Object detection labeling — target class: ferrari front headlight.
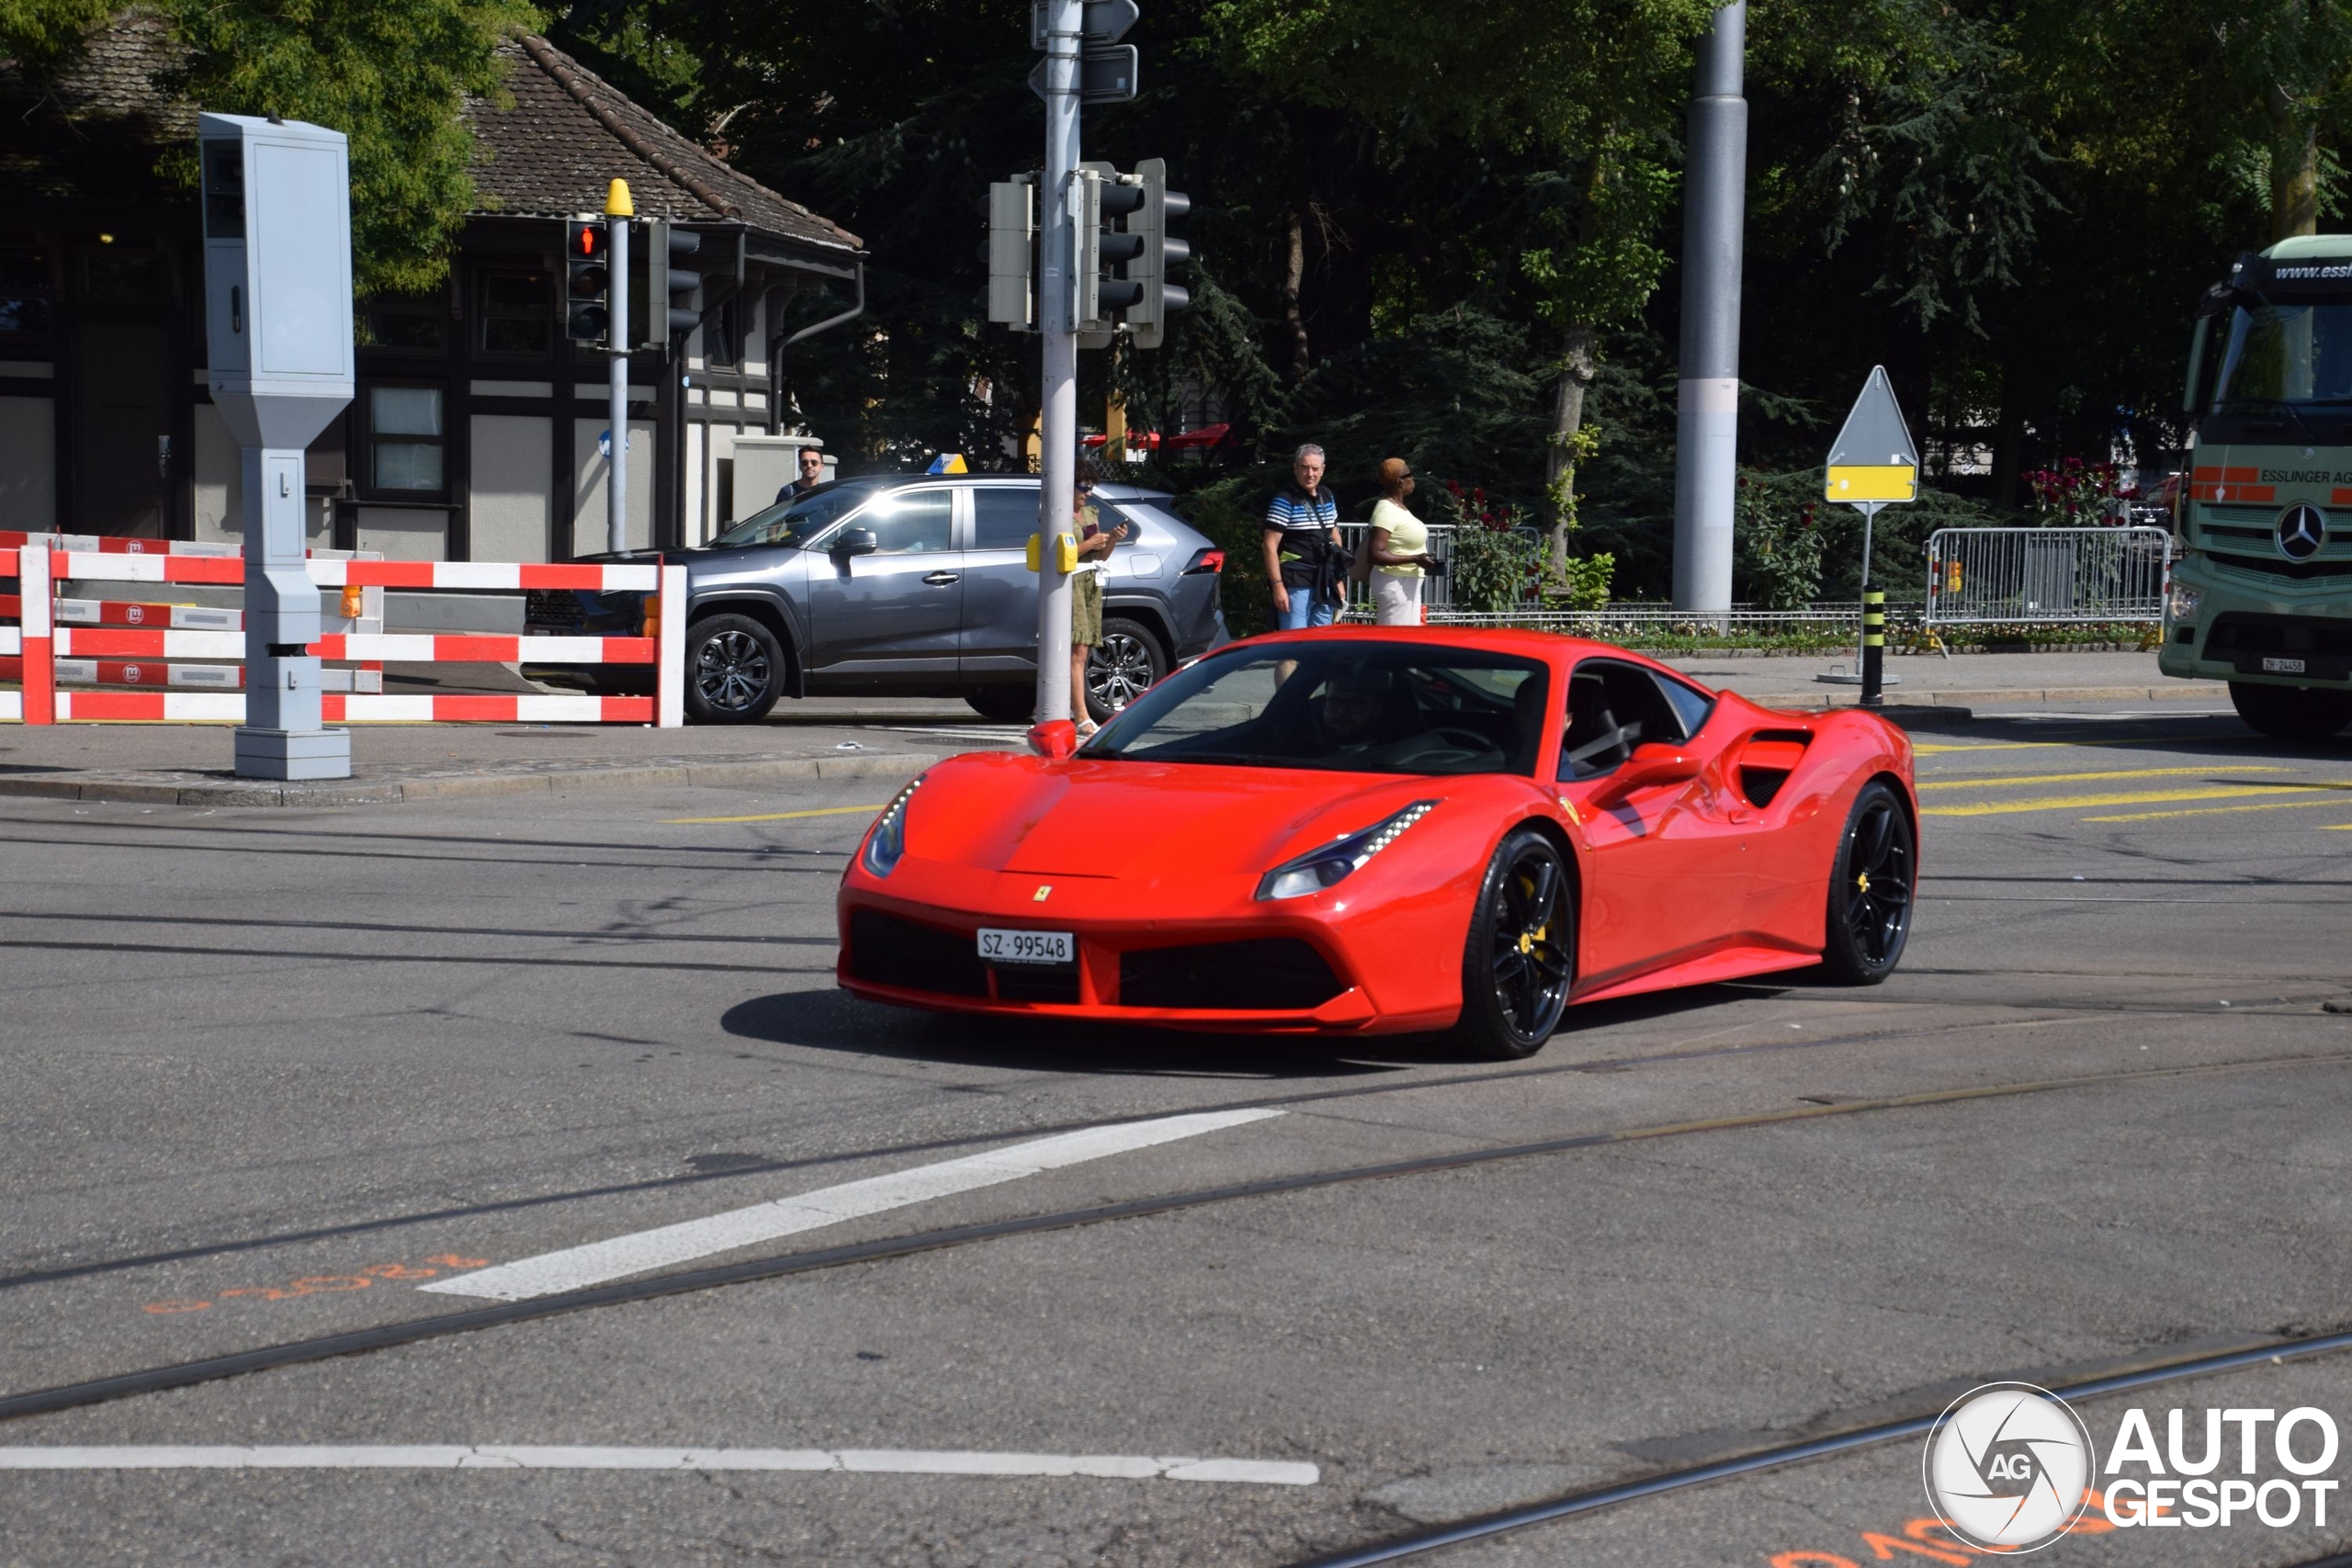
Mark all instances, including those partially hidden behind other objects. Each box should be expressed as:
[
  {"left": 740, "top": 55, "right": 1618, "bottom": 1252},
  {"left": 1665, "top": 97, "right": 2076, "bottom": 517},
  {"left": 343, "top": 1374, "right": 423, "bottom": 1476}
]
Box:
[
  {"left": 860, "top": 777, "right": 923, "bottom": 877},
  {"left": 1256, "top": 800, "right": 1439, "bottom": 901}
]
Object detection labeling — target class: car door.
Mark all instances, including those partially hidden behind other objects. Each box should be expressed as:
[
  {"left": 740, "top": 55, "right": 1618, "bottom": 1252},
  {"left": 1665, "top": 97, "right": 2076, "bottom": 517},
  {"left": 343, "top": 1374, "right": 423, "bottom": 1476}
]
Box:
[
  {"left": 802, "top": 485, "right": 963, "bottom": 680},
  {"left": 957, "top": 481, "right": 1044, "bottom": 676},
  {"left": 1557, "top": 658, "right": 1747, "bottom": 985}
]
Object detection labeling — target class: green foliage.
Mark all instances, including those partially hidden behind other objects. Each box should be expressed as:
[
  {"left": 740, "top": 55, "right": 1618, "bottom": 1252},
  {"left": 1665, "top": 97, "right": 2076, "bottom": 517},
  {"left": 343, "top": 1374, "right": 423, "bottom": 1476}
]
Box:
[
  {"left": 1545, "top": 551, "right": 1616, "bottom": 609},
  {"left": 9, "top": 0, "right": 533, "bottom": 297},
  {"left": 1733, "top": 468, "right": 1829, "bottom": 608},
  {"left": 1439, "top": 486, "right": 1541, "bottom": 614}
]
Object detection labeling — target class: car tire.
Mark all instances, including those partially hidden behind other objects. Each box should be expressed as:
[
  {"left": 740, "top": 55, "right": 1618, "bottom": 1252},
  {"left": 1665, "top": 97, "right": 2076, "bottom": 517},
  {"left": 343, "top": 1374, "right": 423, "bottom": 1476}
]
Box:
[
  {"left": 1820, "top": 780, "right": 1915, "bottom": 986},
  {"left": 966, "top": 686, "right": 1035, "bottom": 723},
  {"left": 1087, "top": 616, "right": 1166, "bottom": 722},
  {"left": 1447, "top": 826, "right": 1575, "bottom": 1060},
  {"left": 2229, "top": 681, "right": 2352, "bottom": 742},
  {"left": 684, "top": 614, "right": 784, "bottom": 724}
]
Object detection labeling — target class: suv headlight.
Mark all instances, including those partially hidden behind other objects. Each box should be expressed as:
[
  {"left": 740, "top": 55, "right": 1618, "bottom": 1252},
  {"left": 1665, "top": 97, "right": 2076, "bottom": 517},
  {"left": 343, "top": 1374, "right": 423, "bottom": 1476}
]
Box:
[
  {"left": 2167, "top": 583, "right": 2200, "bottom": 621},
  {"left": 1256, "top": 801, "right": 1439, "bottom": 901},
  {"left": 860, "top": 778, "right": 922, "bottom": 877}
]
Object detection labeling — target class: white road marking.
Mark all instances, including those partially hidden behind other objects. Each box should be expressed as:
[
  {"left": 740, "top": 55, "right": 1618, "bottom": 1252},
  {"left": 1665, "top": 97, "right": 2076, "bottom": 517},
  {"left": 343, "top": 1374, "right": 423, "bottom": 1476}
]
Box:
[
  {"left": 421, "top": 1108, "right": 1286, "bottom": 1302},
  {"left": 0, "top": 1447, "right": 1317, "bottom": 1484}
]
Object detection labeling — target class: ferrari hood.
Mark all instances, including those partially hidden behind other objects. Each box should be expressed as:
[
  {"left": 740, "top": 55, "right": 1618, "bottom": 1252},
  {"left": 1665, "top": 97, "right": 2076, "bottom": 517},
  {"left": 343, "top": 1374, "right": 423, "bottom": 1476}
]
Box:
[{"left": 905, "top": 755, "right": 1455, "bottom": 880}]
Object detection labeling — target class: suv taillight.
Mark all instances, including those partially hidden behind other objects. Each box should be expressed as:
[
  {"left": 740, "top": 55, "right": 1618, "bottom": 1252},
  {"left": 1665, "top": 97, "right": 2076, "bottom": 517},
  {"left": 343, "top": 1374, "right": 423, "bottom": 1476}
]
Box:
[{"left": 1183, "top": 548, "right": 1225, "bottom": 575}]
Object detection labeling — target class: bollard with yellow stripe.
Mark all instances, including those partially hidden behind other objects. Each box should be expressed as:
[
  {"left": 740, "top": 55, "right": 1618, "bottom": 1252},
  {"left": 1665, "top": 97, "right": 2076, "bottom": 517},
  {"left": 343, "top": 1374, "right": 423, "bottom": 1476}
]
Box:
[{"left": 1860, "top": 590, "right": 1886, "bottom": 706}]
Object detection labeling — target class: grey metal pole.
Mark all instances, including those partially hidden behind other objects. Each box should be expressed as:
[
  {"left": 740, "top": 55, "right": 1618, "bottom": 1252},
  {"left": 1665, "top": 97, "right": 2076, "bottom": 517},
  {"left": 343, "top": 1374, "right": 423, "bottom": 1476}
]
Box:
[
  {"left": 1672, "top": 1, "right": 1746, "bottom": 615},
  {"left": 1033, "top": 0, "right": 1080, "bottom": 728},
  {"left": 608, "top": 186, "right": 632, "bottom": 557}
]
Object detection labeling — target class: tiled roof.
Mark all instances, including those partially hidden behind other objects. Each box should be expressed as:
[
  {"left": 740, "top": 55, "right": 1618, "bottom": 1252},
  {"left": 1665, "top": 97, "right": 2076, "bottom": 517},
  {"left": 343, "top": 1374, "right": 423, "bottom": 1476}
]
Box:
[
  {"left": 1, "top": 15, "right": 859, "bottom": 256},
  {"left": 0, "top": 9, "right": 187, "bottom": 207}
]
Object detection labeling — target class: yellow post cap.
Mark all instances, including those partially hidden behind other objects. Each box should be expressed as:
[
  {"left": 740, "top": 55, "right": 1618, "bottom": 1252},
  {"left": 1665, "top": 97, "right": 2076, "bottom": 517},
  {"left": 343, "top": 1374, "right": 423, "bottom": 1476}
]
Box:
[{"left": 605, "top": 178, "right": 635, "bottom": 217}]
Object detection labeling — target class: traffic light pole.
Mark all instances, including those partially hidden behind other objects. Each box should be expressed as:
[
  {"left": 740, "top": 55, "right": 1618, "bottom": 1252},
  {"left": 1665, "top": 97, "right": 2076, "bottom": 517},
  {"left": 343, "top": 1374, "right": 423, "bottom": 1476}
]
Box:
[
  {"left": 606, "top": 179, "right": 633, "bottom": 557},
  {"left": 1033, "top": 0, "right": 1081, "bottom": 728},
  {"left": 1671, "top": 1, "right": 1746, "bottom": 617}
]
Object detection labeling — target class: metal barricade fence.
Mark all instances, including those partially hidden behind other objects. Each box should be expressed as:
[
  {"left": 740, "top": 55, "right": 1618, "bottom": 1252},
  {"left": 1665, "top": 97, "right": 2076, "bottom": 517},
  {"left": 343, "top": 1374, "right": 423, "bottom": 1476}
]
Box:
[{"left": 1924, "top": 526, "right": 2173, "bottom": 626}]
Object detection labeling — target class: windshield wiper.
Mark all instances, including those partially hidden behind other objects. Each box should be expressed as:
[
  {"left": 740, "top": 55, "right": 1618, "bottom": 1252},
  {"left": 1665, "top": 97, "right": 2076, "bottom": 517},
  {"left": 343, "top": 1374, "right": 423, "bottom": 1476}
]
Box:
[{"left": 2230, "top": 398, "right": 2318, "bottom": 437}]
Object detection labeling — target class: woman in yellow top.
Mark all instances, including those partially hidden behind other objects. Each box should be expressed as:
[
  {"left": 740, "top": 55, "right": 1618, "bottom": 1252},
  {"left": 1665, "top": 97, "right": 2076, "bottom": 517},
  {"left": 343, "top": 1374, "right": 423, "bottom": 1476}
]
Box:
[{"left": 1366, "top": 457, "right": 1439, "bottom": 626}]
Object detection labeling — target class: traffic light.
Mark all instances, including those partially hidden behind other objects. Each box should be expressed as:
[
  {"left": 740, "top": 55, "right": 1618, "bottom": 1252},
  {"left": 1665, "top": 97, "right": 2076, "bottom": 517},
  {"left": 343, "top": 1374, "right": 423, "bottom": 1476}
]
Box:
[
  {"left": 565, "top": 218, "right": 610, "bottom": 344},
  {"left": 1072, "top": 163, "right": 1145, "bottom": 334},
  {"left": 1121, "top": 157, "right": 1190, "bottom": 349},
  {"left": 987, "top": 176, "right": 1036, "bottom": 329},
  {"left": 645, "top": 219, "right": 703, "bottom": 344}
]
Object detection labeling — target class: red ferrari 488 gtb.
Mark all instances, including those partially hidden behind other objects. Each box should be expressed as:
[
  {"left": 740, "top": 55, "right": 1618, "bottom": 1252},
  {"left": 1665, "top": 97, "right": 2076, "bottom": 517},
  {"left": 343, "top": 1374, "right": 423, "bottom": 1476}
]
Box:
[{"left": 838, "top": 628, "right": 1917, "bottom": 1058}]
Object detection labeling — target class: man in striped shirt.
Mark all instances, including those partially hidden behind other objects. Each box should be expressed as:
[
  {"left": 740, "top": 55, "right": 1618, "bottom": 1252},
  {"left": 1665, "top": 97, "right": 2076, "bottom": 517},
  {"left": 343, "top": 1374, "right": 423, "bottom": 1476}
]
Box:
[{"left": 1262, "top": 444, "right": 1344, "bottom": 629}]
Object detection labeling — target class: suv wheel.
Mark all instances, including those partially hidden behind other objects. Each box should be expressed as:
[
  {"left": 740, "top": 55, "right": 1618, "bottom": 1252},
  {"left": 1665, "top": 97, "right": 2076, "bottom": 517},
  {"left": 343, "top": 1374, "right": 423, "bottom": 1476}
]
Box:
[
  {"left": 1087, "top": 617, "right": 1166, "bottom": 721},
  {"left": 685, "top": 614, "right": 784, "bottom": 724}
]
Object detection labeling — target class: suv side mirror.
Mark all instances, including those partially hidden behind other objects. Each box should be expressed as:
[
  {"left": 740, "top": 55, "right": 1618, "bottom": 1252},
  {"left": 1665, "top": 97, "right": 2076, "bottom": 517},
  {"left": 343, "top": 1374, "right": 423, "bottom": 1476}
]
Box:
[{"left": 832, "top": 526, "right": 879, "bottom": 558}]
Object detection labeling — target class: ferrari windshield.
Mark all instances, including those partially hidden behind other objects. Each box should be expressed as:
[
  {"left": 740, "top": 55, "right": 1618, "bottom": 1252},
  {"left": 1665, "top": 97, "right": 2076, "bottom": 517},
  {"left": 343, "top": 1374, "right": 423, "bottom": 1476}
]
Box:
[
  {"left": 2212, "top": 300, "right": 2352, "bottom": 408},
  {"left": 1086, "top": 641, "right": 1550, "bottom": 775},
  {"left": 711, "top": 479, "right": 888, "bottom": 548}
]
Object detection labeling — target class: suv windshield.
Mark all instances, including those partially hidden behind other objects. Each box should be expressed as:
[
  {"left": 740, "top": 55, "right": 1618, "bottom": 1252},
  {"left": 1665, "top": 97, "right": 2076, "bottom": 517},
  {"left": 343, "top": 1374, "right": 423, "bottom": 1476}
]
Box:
[
  {"left": 712, "top": 479, "right": 888, "bottom": 548},
  {"left": 2213, "top": 300, "right": 2352, "bottom": 409},
  {"left": 1086, "top": 641, "right": 1550, "bottom": 775}
]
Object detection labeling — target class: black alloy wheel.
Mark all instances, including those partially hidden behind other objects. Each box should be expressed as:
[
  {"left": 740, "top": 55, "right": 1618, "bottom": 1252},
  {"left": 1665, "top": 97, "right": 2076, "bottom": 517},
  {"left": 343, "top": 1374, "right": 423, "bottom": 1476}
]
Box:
[
  {"left": 1821, "top": 780, "right": 1914, "bottom": 984},
  {"left": 1086, "top": 617, "right": 1166, "bottom": 722},
  {"left": 1449, "top": 827, "right": 1575, "bottom": 1060},
  {"left": 684, "top": 614, "right": 783, "bottom": 724},
  {"left": 2229, "top": 681, "right": 2352, "bottom": 743}
]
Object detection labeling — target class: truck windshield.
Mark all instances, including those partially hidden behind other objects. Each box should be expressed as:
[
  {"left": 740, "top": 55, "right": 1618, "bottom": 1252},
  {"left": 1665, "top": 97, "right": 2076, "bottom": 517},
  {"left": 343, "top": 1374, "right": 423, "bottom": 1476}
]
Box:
[
  {"left": 2213, "top": 300, "right": 2352, "bottom": 409},
  {"left": 712, "top": 479, "right": 887, "bottom": 548}
]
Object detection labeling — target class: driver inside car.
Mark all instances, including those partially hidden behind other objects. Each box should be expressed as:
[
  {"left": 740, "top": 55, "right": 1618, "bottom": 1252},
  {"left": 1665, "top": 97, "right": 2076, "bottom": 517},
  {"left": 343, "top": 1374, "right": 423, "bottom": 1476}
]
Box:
[{"left": 1313, "top": 668, "right": 1393, "bottom": 759}]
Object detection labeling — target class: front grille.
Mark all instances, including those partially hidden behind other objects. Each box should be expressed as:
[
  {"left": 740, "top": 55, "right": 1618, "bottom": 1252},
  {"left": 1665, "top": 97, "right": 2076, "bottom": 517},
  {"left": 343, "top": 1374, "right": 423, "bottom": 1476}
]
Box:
[
  {"left": 847, "top": 908, "right": 988, "bottom": 997},
  {"left": 1120, "top": 938, "right": 1345, "bottom": 1011},
  {"left": 525, "top": 590, "right": 582, "bottom": 629},
  {"left": 992, "top": 965, "right": 1080, "bottom": 1003},
  {"left": 2207, "top": 551, "right": 2352, "bottom": 582}
]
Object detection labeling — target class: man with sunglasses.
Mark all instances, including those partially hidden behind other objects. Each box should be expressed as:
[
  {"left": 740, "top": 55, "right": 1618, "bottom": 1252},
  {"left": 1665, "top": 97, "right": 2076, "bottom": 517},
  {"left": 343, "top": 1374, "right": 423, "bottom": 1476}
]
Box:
[{"left": 774, "top": 446, "right": 827, "bottom": 505}]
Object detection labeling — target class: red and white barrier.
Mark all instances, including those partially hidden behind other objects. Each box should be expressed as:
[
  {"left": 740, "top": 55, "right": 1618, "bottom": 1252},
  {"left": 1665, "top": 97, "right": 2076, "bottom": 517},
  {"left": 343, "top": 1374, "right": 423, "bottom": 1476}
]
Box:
[{"left": 5, "top": 544, "right": 681, "bottom": 728}]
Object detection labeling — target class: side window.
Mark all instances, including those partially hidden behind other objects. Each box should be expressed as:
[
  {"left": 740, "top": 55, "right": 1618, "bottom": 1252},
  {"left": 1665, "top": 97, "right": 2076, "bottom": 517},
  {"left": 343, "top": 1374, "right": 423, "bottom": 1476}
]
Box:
[
  {"left": 1558, "top": 660, "right": 1682, "bottom": 780},
  {"left": 971, "top": 487, "right": 1039, "bottom": 551},
  {"left": 860, "top": 489, "right": 955, "bottom": 554},
  {"left": 1656, "top": 674, "right": 1714, "bottom": 740}
]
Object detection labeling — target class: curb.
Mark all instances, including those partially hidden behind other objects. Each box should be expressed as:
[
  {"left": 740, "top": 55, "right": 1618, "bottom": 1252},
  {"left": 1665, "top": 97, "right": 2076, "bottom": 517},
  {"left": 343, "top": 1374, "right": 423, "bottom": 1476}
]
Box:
[
  {"left": 0, "top": 749, "right": 940, "bottom": 809},
  {"left": 1770, "top": 682, "right": 2230, "bottom": 711}
]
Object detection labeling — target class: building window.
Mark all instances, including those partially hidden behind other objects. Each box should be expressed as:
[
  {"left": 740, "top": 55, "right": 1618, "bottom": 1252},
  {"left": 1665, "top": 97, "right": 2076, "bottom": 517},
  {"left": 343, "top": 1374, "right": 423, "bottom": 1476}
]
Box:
[
  {"left": 368, "top": 385, "right": 445, "bottom": 493},
  {"left": 705, "top": 297, "right": 740, "bottom": 367},
  {"left": 479, "top": 270, "right": 551, "bottom": 356},
  {"left": 0, "top": 250, "right": 51, "bottom": 335},
  {"left": 78, "top": 242, "right": 169, "bottom": 301},
  {"left": 368, "top": 294, "right": 447, "bottom": 354}
]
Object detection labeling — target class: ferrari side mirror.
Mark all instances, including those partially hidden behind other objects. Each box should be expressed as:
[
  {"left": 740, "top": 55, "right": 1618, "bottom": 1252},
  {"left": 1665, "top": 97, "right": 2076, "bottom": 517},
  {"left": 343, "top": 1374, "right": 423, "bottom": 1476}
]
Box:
[
  {"left": 1612, "top": 741, "right": 1702, "bottom": 791},
  {"left": 1028, "top": 718, "right": 1078, "bottom": 760}
]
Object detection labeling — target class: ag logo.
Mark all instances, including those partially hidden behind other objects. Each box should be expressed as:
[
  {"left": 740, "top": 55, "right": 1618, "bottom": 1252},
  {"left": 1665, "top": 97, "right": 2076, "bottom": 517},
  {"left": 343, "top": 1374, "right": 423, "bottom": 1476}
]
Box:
[
  {"left": 2277, "top": 502, "right": 2328, "bottom": 563},
  {"left": 1921, "top": 1382, "right": 2092, "bottom": 1551}
]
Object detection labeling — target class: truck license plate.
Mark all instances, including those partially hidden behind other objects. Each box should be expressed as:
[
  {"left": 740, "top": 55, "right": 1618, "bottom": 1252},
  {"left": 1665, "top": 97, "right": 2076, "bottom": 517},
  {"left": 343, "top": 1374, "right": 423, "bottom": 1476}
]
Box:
[
  {"left": 2263, "top": 657, "right": 2307, "bottom": 674},
  {"left": 978, "top": 928, "right": 1074, "bottom": 965}
]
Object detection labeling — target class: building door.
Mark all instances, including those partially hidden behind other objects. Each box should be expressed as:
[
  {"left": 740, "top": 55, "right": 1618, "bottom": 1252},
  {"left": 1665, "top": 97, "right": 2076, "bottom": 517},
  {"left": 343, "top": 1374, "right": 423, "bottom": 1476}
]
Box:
[{"left": 72, "top": 320, "right": 173, "bottom": 538}]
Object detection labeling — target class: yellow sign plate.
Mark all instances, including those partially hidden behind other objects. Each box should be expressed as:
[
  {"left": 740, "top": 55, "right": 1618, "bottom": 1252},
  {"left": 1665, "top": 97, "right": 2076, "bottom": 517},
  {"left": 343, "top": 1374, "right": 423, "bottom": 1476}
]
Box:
[{"left": 1826, "top": 464, "right": 1917, "bottom": 503}]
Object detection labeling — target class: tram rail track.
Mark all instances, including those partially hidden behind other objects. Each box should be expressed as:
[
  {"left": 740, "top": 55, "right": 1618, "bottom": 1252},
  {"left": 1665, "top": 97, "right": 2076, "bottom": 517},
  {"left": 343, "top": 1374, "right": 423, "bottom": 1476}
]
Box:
[{"left": 6, "top": 1046, "right": 2349, "bottom": 1428}]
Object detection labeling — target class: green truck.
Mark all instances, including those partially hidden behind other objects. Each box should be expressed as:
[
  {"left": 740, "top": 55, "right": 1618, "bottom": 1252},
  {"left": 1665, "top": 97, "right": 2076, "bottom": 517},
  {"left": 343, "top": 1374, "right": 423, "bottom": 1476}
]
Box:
[{"left": 2164, "top": 235, "right": 2352, "bottom": 739}]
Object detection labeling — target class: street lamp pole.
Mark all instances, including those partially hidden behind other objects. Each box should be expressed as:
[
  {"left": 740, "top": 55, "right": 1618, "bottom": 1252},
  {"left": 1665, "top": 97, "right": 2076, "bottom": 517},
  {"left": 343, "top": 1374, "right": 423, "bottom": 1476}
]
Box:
[
  {"left": 1033, "top": 0, "right": 1081, "bottom": 728},
  {"left": 1672, "top": 1, "right": 1747, "bottom": 616}
]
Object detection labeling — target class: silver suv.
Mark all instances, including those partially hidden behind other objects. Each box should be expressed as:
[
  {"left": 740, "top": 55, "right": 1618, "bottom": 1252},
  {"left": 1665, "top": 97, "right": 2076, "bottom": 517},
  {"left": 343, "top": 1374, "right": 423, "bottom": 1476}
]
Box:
[{"left": 534, "top": 475, "right": 1229, "bottom": 724}]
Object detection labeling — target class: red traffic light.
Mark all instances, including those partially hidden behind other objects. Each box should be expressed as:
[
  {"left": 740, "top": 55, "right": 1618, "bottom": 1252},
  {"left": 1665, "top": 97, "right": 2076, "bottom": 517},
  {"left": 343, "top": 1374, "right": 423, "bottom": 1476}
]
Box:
[{"left": 566, "top": 220, "right": 607, "bottom": 260}]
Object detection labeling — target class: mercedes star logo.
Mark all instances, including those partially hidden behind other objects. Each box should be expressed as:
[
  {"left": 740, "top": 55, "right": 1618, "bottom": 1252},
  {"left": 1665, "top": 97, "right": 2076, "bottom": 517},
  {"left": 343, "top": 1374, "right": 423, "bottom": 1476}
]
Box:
[{"left": 2277, "top": 502, "right": 2328, "bottom": 562}]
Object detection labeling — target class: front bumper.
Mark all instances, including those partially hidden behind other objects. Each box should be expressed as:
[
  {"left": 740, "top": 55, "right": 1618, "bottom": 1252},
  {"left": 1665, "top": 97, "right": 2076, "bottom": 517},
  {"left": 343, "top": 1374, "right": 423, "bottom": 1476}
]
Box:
[
  {"left": 2159, "top": 555, "right": 2352, "bottom": 689},
  {"left": 836, "top": 861, "right": 1461, "bottom": 1034}
]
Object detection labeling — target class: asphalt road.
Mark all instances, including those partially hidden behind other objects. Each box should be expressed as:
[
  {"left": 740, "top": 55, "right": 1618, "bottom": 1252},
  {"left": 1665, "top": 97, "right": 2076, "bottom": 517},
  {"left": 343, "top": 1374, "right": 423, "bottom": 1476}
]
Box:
[{"left": 3, "top": 703, "right": 2350, "bottom": 1567}]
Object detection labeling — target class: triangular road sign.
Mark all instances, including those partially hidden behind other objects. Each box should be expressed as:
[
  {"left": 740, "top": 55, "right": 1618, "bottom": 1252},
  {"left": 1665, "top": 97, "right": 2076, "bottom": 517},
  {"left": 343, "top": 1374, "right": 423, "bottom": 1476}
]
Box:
[{"left": 1824, "top": 366, "right": 1919, "bottom": 505}]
